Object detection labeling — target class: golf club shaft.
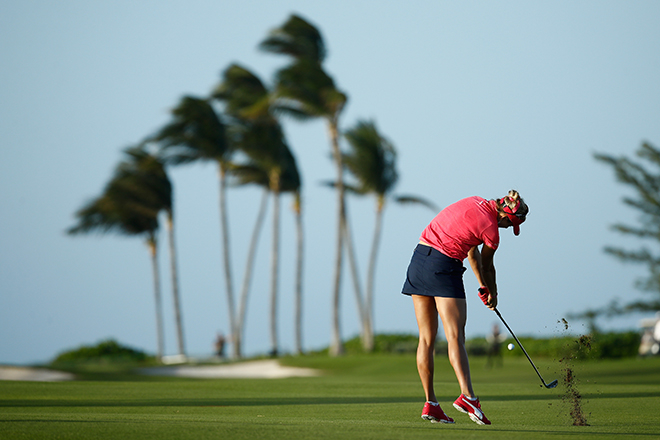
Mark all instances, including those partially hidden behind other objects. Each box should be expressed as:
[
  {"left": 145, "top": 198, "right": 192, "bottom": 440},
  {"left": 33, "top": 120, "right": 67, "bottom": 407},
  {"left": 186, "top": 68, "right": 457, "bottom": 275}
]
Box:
[{"left": 494, "top": 308, "right": 550, "bottom": 387}]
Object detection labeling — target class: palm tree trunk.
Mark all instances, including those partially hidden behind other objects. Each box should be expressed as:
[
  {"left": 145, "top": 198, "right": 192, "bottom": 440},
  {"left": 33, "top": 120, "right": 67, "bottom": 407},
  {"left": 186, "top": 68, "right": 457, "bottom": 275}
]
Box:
[
  {"left": 235, "top": 189, "right": 269, "bottom": 358},
  {"left": 293, "top": 191, "right": 304, "bottom": 355},
  {"left": 364, "top": 198, "right": 386, "bottom": 352},
  {"left": 217, "top": 163, "right": 237, "bottom": 359},
  {"left": 328, "top": 119, "right": 345, "bottom": 356},
  {"left": 269, "top": 174, "right": 281, "bottom": 357},
  {"left": 341, "top": 205, "right": 368, "bottom": 350},
  {"left": 166, "top": 211, "right": 186, "bottom": 357},
  {"left": 147, "top": 235, "right": 164, "bottom": 361}
]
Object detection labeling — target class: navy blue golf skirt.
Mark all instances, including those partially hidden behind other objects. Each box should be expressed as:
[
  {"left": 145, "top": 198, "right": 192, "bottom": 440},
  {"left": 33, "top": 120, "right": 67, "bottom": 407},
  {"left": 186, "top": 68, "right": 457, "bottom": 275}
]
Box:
[{"left": 401, "top": 244, "right": 467, "bottom": 298}]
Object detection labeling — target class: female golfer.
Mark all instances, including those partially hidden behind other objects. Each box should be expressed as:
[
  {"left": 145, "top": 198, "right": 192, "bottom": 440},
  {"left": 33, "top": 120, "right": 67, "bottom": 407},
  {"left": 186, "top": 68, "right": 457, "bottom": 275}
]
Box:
[{"left": 402, "top": 190, "right": 528, "bottom": 425}]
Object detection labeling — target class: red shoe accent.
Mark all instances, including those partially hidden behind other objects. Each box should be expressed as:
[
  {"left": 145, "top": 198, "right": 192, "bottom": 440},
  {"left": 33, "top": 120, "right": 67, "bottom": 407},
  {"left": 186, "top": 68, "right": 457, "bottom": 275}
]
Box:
[
  {"left": 453, "top": 394, "right": 491, "bottom": 425},
  {"left": 421, "top": 402, "right": 455, "bottom": 424}
]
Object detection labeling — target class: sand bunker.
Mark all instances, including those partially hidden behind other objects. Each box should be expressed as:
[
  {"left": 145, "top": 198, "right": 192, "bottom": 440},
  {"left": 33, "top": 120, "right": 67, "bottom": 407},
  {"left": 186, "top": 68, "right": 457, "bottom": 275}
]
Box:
[
  {"left": 0, "top": 359, "right": 320, "bottom": 381},
  {"left": 139, "top": 359, "right": 321, "bottom": 379},
  {"left": 0, "top": 366, "right": 75, "bottom": 382}
]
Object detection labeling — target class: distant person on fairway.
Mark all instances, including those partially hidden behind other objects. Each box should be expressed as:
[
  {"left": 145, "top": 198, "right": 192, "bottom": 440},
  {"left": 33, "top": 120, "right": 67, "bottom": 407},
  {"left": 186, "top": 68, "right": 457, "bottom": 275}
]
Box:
[
  {"left": 214, "top": 333, "right": 226, "bottom": 359},
  {"left": 402, "top": 190, "right": 528, "bottom": 425},
  {"left": 486, "top": 323, "right": 505, "bottom": 369}
]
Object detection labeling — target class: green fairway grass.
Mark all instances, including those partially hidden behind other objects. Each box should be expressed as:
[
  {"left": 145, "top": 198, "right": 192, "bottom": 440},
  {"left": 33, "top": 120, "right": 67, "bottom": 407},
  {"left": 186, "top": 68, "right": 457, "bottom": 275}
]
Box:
[{"left": 1, "top": 354, "right": 659, "bottom": 439}]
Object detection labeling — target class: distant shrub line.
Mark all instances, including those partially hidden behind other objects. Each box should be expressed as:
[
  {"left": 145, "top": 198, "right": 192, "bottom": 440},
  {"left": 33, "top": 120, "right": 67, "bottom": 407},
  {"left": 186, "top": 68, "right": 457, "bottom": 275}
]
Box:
[
  {"left": 335, "top": 331, "right": 642, "bottom": 359},
  {"left": 52, "top": 332, "right": 643, "bottom": 365}
]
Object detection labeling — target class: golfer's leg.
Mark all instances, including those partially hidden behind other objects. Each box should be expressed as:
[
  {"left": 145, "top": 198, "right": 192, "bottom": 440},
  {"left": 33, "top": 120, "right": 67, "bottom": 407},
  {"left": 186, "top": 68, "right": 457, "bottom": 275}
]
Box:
[
  {"left": 435, "top": 297, "right": 475, "bottom": 398},
  {"left": 412, "top": 295, "right": 439, "bottom": 402}
]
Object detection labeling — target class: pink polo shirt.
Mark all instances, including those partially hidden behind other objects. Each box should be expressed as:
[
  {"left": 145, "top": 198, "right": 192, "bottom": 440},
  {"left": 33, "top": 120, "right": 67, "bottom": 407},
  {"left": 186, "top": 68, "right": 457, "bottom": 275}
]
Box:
[{"left": 420, "top": 196, "right": 499, "bottom": 261}]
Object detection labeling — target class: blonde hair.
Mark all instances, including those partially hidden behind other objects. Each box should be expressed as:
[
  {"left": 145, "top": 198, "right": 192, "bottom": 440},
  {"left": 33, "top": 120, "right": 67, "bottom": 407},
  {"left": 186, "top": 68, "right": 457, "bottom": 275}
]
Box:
[{"left": 496, "top": 189, "right": 528, "bottom": 218}]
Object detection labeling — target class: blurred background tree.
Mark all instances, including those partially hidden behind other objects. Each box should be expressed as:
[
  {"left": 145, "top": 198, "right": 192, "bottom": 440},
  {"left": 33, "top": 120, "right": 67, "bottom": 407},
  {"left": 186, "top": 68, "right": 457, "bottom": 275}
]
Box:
[{"left": 571, "top": 142, "right": 660, "bottom": 329}]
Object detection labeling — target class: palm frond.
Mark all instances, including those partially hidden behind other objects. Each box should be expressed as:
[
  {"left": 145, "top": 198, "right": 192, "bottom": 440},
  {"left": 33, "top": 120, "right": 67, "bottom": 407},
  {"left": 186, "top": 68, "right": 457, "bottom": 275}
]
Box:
[
  {"left": 603, "top": 245, "right": 654, "bottom": 263},
  {"left": 321, "top": 180, "right": 364, "bottom": 195},
  {"left": 114, "top": 145, "right": 173, "bottom": 211},
  {"left": 213, "top": 64, "right": 272, "bottom": 122},
  {"left": 393, "top": 195, "right": 440, "bottom": 213},
  {"left": 258, "top": 14, "right": 326, "bottom": 63},
  {"left": 67, "top": 190, "right": 159, "bottom": 237},
  {"left": 272, "top": 60, "right": 345, "bottom": 120},
  {"left": 227, "top": 163, "right": 269, "bottom": 188},
  {"left": 153, "top": 95, "right": 230, "bottom": 164},
  {"left": 68, "top": 144, "right": 173, "bottom": 239},
  {"left": 279, "top": 147, "right": 301, "bottom": 193},
  {"left": 343, "top": 120, "right": 398, "bottom": 196}
]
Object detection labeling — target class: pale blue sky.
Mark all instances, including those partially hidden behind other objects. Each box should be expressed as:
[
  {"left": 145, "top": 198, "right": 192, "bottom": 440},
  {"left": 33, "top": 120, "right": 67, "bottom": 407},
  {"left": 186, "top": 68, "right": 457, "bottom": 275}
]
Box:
[{"left": 1, "top": 1, "right": 659, "bottom": 365}]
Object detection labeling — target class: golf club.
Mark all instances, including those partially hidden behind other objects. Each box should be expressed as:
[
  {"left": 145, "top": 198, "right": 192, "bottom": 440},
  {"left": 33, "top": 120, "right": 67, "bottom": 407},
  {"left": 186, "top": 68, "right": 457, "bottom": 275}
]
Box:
[{"left": 494, "top": 308, "right": 558, "bottom": 389}]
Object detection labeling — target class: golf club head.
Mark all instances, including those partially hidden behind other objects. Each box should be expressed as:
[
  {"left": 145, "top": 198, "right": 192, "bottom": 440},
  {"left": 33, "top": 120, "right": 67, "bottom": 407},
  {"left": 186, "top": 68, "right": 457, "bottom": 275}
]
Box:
[{"left": 545, "top": 379, "right": 558, "bottom": 389}]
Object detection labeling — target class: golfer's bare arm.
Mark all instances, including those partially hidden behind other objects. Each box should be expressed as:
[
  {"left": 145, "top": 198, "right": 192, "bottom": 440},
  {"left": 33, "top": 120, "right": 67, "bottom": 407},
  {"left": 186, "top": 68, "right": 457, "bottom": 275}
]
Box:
[{"left": 467, "top": 245, "right": 498, "bottom": 308}]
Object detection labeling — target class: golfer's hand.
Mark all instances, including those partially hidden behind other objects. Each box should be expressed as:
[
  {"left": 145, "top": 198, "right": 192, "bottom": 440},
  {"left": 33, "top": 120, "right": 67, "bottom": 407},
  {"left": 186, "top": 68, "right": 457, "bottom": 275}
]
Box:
[
  {"left": 478, "top": 287, "right": 497, "bottom": 310},
  {"left": 487, "top": 293, "right": 498, "bottom": 310}
]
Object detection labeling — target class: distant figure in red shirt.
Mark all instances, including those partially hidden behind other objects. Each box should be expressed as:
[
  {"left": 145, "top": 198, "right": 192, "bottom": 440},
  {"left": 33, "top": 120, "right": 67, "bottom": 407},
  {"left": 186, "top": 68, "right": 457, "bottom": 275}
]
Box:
[{"left": 402, "top": 190, "right": 529, "bottom": 425}]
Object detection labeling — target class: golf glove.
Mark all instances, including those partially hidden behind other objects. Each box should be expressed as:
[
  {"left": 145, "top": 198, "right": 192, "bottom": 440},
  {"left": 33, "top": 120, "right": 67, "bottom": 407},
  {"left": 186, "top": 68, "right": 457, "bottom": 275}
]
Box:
[{"left": 478, "top": 287, "right": 490, "bottom": 306}]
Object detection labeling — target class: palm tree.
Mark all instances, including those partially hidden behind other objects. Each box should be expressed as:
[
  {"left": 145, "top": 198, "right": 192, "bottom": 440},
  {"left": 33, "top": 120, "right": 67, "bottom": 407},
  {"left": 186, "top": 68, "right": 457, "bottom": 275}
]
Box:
[
  {"left": 67, "top": 146, "right": 168, "bottom": 360},
  {"left": 238, "top": 122, "right": 291, "bottom": 357},
  {"left": 260, "top": 14, "right": 348, "bottom": 356},
  {"left": 152, "top": 96, "right": 236, "bottom": 357},
  {"left": 343, "top": 120, "right": 439, "bottom": 351},
  {"left": 276, "top": 148, "right": 303, "bottom": 354},
  {"left": 225, "top": 162, "right": 270, "bottom": 358},
  {"left": 114, "top": 146, "right": 186, "bottom": 357},
  {"left": 213, "top": 63, "right": 303, "bottom": 356},
  {"left": 224, "top": 151, "right": 303, "bottom": 356}
]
